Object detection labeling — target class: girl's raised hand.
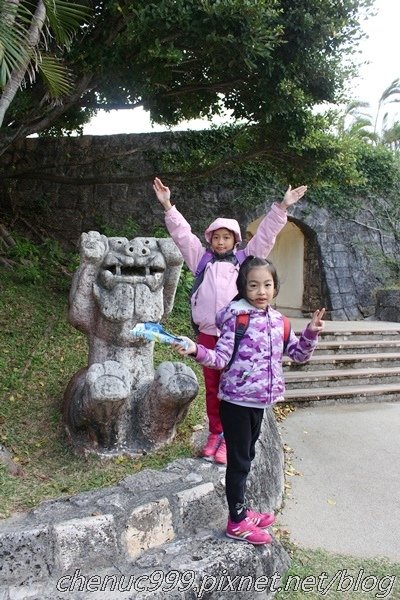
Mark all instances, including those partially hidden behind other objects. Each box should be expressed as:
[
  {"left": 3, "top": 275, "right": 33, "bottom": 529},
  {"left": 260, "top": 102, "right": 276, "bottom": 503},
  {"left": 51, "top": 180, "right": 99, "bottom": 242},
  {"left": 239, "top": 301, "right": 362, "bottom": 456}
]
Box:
[
  {"left": 281, "top": 184, "right": 308, "bottom": 209},
  {"left": 308, "top": 308, "right": 326, "bottom": 333},
  {"left": 153, "top": 177, "right": 172, "bottom": 211}
]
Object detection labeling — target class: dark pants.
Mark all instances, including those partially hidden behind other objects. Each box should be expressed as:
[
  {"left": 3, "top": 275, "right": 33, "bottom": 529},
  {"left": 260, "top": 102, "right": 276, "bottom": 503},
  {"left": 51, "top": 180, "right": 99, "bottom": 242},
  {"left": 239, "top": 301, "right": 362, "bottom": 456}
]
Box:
[{"left": 220, "top": 400, "right": 264, "bottom": 522}]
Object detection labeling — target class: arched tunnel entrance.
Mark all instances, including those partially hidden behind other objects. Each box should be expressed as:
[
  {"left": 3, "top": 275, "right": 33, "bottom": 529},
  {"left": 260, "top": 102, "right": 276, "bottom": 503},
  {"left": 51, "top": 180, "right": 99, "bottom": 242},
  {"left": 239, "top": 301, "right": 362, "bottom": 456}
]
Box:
[{"left": 246, "top": 216, "right": 329, "bottom": 317}]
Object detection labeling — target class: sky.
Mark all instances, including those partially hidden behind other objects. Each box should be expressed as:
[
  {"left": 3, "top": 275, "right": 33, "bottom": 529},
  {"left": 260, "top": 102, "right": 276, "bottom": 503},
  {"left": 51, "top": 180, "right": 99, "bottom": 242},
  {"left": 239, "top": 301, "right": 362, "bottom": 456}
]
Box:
[
  {"left": 82, "top": 0, "right": 400, "bottom": 136},
  {"left": 352, "top": 0, "right": 400, "bottom": 118}
]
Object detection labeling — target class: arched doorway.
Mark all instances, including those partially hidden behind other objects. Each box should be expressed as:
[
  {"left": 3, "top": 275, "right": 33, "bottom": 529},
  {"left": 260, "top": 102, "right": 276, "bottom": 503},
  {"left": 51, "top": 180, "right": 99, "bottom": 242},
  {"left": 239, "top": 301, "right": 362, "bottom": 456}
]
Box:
[{"left": 246, "top": 218, "right": 304, "bottom": 316}]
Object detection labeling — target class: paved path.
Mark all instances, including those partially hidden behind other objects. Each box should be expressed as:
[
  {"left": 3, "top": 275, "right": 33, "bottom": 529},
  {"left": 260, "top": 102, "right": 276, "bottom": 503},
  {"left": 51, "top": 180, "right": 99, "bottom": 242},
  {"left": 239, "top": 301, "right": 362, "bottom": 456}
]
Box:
[{"left": 277, "top": 402, "right": 400, "bottom": 562}]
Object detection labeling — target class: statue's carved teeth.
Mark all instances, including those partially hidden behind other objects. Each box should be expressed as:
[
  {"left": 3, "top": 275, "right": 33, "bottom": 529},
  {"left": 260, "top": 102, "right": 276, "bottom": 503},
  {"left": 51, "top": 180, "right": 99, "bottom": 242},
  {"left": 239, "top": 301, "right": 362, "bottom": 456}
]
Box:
[{"left": 116, "top": 265, "right": 122, "bottom": 276}]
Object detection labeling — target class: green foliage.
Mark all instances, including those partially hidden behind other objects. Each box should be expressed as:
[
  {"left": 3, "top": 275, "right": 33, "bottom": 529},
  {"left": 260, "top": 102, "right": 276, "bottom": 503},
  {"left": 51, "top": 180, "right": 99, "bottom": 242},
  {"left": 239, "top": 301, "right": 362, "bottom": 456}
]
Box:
[
  {"left": 167, "top": 265, "right": 194, "bottom": 327},
  {"left": 2, "top": 234, "right": 72, "bottom": 286},
  {"left": 151, "top": 224, "right": 169, "bottom": 238},
  {"left": 97, "top": 216, "right": 139, "bottom": 239},
  {"left": 145, "top": 116, "right": 400, "bottom": 217},
  {"left": 1, "top": 0, "right": 373, "bottom": 151}
]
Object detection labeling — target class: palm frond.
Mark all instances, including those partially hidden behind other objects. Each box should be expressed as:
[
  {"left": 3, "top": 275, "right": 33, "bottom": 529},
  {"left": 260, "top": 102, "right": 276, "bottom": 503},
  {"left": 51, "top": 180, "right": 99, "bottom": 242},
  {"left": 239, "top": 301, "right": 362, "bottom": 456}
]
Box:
[
  {"left": 38, "top": 53, "right": 73, "bottom": 96},
  {"left": 0, "top": 10, "right": 32, "bottom": 87},
  {"left": 42, "top": 0, "right": 91, "bottom": 47},
  {"left": 379, "top": 78, "right": 400, "bottom": 104},
  {"left": 0, "top": 0, "right": 90, "bottom": 77}
]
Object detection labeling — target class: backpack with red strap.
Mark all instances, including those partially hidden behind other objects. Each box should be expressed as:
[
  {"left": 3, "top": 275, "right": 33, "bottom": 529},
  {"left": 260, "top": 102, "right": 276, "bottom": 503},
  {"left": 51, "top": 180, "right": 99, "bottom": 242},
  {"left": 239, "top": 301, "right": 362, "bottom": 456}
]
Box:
[
  {"left": 226, "top": 313, "right": 291, "bottom": 369},
  {"left": 189, "top": 249, "right": 247, "bottom": 334}
]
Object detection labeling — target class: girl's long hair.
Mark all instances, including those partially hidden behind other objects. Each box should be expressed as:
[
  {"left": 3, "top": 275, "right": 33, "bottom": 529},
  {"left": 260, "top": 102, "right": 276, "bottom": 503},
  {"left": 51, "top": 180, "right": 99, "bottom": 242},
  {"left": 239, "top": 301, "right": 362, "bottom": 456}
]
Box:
[{"left": 235, "top": 256, "right": 280, "bottom": 300}]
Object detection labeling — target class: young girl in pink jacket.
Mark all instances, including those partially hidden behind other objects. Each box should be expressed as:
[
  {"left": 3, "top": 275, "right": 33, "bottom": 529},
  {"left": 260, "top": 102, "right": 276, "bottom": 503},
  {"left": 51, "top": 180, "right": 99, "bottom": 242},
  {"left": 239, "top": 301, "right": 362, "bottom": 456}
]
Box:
[{"left": 153, "top": 177, "right": 307, "bottom": 464}]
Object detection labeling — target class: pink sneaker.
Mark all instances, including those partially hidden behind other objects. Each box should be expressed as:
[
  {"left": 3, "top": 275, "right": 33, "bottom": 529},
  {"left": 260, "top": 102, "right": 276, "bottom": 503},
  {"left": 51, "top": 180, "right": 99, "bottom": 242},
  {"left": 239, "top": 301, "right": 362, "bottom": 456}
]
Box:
[
  {"left": 246, "top": 508, "right": 275, "bottom": 529},
  {"left": 202, "top": 433, "right": 221, "bottom": 459},
  {"left": 226, "top": 516, "right": 272, "bottom": 545},
  {"left": 214, "top": 439, "right": 227, "bottom": 464}
]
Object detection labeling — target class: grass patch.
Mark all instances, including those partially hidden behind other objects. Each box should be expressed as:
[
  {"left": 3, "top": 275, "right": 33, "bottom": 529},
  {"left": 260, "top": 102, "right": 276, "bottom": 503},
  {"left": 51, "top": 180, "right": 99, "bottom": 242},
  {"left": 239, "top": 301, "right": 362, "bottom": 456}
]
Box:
[{"left": 275, "top": 544, "right": 400, "bottom": 599}]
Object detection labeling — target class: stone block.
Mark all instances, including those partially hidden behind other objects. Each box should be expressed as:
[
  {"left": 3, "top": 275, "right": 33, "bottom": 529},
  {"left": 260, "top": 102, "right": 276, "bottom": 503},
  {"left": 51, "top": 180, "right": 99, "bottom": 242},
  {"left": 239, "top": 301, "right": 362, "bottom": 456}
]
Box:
[
  {"left": 328, "top": 293, "right": 343, "bottom": 310},
  {"left": 122, "top": 469, "right": 180, "bottom": 495},
  {"left": 122, "top": 498, "right": 174, "bottom": 559},
  {"left": 174, "top": 482, "right": 224, "bottom": 532},
  {"left": 332, "top": 252, "right": 349, "bottom": 268},
  {"left": 330, "top": 309, "right": 348, "bottom": 320},
  {"left": 53, "top": 514, "right": 117, "bottom": 572},
  {"left": 376, "top": 289, "right": 400, "bottom": 322},
  {"left": 8, "top": 584, "right": 47, "bottom": 600},
  {"left": 337, "top": 277, "right": 355, "bottom": 293},
  {"left": 0, "top": 523, "right": 53, "bottom": 586}
]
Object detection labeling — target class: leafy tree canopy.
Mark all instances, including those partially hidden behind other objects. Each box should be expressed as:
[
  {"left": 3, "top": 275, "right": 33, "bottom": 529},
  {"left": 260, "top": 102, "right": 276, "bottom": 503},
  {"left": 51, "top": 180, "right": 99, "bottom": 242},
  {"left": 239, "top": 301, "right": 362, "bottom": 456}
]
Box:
[{"left": 1, "top": 0, "right": 373, "bottom": 158}]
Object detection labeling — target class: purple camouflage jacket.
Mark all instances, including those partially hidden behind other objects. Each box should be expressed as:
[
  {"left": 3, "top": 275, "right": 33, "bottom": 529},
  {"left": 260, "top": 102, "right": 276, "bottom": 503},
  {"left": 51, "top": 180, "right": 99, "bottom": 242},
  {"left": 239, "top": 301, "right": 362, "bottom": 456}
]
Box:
[{"left": 194, "top": 299, "right": 319, "bottom": 408}]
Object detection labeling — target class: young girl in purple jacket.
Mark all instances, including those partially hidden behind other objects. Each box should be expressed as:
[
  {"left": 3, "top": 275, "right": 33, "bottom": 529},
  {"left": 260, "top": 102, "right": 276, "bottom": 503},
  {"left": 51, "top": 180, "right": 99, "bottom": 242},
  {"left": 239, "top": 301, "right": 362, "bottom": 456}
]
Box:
[
  {"left": 153, "top": 178, "right": 307, "bottom": 465},
  {"left": 175, "top": 256, "right": 325, "bottom": 545}
]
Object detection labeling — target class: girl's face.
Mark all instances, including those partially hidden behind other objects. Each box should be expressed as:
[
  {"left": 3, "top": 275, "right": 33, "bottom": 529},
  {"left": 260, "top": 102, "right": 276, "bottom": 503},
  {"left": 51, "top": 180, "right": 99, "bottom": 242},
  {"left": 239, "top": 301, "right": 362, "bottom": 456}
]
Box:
[
  {"left": 245, "top": 266, "right": 275, "bottom": 310},
  {"left": 210, "top": 228, "right": 235, "bottom": 254}
]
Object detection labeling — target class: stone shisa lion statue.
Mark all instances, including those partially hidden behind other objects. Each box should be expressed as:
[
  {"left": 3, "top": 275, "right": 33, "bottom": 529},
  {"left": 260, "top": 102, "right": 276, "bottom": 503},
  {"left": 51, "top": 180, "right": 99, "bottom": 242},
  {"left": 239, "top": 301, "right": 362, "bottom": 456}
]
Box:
[{"left": 63, "top": 231, "right": 199, "bottom": 456}]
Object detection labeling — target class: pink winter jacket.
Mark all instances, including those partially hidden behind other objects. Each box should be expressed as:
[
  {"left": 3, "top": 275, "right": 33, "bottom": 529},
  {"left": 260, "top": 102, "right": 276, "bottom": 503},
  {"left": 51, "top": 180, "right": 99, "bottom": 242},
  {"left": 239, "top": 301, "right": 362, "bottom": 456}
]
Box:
[{"left": 164, "top": 203, "right": 288, "bottom": 336}]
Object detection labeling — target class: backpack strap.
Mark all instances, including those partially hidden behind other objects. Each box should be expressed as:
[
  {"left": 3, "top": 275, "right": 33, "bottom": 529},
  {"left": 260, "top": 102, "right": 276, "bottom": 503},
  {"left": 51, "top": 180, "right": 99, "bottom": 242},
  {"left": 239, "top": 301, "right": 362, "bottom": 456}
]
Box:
[
  {"left": 194, "top": 250, "right": 214, "bottom": 277},
  {"left": 226, "top": 312, "right": 290, "bottom": 369},
  {"left": 283, "top": 315, "right": 291, "bottom": 352},
  {"left": 195, "top": 248, "right": 246, "bottom": 277},
  {"left": 191, "top": 249, "right": 245, "bottom": 304},
  {"left": 226, "top": 313, "right": 250, "bottom": 370},
  {"left": 235, "top": 248, "right": 247, "bottom": 265},
  {"left": 190, "top": 249, "right": 247, "bottom": 335}
]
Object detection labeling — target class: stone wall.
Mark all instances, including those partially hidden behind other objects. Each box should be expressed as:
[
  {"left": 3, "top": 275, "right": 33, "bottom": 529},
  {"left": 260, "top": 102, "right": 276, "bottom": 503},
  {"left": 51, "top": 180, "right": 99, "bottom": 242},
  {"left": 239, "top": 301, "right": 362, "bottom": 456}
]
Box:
[
  {"left": 375, "top": 288, "right": 400, "bottom": 322},
  {"left": 1, "top": 132, "right": 397, "bottom": 321},
  {"left": 0, "top": 409, "right": 289, "bottom": 600}
]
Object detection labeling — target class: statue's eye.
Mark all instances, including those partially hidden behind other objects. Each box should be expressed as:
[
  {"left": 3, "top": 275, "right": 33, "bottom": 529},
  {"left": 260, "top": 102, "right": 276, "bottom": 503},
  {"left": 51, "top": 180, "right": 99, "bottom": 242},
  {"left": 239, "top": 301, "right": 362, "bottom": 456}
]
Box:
[{"left": 144, "top": 240, "right": 150, "bottom": 245}]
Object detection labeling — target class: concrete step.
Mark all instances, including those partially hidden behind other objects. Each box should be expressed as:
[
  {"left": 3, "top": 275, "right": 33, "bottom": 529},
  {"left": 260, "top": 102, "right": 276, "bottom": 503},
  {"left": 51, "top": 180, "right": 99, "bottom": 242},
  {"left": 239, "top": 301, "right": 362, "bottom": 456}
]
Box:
[
  {"left": 312, "top": 331, "right": 400, "bottom": 343},
  {"left": 284, "top": 382, "right": 400, "bottom": 404},
  {"left": 283, "top": 352, "right": 400, "bottom": 371},
  {"left": 290, "top": 318, "right": 400, "bottom": 343},
  {"left": 284, "top": 366, "right": 400, "bottom": 388},
  {"left": 314, "top": 339, "right": 400, "bottom": 355},
  {"left": 285, "top": 319, "right": 400, "bottom": 406}
]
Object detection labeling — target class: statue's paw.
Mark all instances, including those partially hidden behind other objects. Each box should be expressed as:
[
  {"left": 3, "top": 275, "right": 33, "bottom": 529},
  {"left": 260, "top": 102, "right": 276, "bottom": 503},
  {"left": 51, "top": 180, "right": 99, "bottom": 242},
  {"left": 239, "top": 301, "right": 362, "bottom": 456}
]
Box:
[
  {"left": 155, "top": 361, "right": 198, "bottom": 402},
  {"left": 80, "top": 231, "right": 108, "bottom": 264},
  {"left": 86, "top": 361, "right": 131, "bottom": 403}
]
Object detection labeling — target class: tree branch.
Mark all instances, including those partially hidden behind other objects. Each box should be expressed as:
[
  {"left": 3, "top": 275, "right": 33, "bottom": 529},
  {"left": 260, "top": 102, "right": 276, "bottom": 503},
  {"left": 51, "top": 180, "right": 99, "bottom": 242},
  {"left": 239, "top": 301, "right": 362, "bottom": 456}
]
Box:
[
  {"left": 0, "top": 73, "right": 95, "bottom": 156},
  {"left": 349, "top": 218, "right": 389, "bottom": 254}
]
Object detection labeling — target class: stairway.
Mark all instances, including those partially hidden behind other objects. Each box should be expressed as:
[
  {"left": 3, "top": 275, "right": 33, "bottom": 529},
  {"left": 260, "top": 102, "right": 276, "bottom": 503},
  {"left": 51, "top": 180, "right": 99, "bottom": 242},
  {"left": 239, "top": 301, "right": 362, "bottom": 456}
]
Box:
[{"left": 283, "top": 319, "right": 400, "bottom": 405}]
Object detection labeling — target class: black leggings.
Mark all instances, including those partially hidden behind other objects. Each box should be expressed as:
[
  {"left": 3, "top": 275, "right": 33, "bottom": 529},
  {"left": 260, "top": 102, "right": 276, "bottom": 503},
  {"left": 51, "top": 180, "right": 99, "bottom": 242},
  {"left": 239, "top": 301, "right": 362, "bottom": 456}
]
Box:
[{"left": 220, "top": 400, "right": 264, "bottom": 522}]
